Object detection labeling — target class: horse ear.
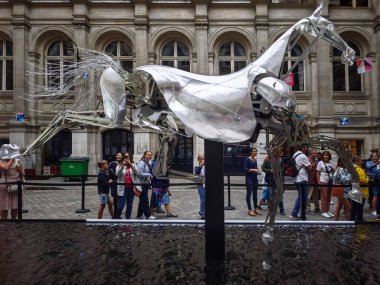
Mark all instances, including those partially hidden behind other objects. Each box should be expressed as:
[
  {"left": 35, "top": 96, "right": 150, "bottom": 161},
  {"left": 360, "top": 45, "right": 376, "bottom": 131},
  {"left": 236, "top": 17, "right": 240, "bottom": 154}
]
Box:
[{"left": 312, "top": 4, "right": 324, "bottom": 18}]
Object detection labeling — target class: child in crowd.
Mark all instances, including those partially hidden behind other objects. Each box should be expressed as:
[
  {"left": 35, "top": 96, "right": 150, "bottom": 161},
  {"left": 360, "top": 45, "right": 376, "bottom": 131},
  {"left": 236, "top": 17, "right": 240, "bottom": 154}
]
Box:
[{"left": 97, "top": 160, "right": 114, "bottom": 219}]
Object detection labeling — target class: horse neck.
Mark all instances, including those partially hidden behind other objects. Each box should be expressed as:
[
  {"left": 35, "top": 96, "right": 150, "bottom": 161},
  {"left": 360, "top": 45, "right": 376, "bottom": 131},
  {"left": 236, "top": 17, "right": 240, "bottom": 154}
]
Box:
[{"left": 251, "top": 20, "right": 307, "bottom": 78}]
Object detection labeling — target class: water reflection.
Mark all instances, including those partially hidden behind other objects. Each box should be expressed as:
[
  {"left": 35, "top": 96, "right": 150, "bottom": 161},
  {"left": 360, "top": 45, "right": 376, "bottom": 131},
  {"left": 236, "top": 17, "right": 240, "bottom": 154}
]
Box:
[{"left": 0, "top": 222, "right": 379, "bottom": 284}]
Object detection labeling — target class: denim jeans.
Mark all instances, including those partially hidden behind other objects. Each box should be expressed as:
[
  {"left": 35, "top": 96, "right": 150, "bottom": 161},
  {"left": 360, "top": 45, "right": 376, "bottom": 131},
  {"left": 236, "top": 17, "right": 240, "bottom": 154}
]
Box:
[
  {"left": 291, "top": 181, "right": 308, "bottom": 219},
  {"left": 351, "top": 198, "right": 366, "bottom": 222},
  {"left": 117, "top": 187, "right": 134, "bottom": 219},
  {"left": 137, "top": 185, "right": 151, "bottom": 219},
  {"left": 246, "top": 176, "right": 258, "bottom": 210},
  {"left": 197, "top": 185, "right": 205, "bottom": 217}
]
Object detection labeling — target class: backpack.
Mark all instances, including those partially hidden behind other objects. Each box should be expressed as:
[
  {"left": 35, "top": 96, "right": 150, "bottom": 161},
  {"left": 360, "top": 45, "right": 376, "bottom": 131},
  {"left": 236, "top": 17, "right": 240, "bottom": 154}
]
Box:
[{"left": 286, "top": 153, "right": 303, "bottom": 177}]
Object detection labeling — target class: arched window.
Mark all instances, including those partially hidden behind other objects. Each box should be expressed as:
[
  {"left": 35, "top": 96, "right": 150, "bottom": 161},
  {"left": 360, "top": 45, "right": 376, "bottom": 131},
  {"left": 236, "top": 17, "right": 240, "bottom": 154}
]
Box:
[
  {"left": 218, "top": 41, "right": 247, "bottom": 75},
  {"left": 44, "top": 129, "right": 72, "bottom": 165},
  {"left": 102, "top": 129, "right": 134, "bottom": 162},
  {"left": 0, "top": 39, "right": 13, "bottom": 91},
  {"left": 281, "top": 43, "right": 305, "bottom": 91},
  {"left": 105, "top": 40, "right": 133, "bottom": 71},
  {"left": 46, "top": 40, "right": 75, "bottom": 90},
  {"left": 160, "top": 40, "right": 191, "bottom": 71},
  {"left": 332, "top": 41, "right": 361, "bottom": 92}
]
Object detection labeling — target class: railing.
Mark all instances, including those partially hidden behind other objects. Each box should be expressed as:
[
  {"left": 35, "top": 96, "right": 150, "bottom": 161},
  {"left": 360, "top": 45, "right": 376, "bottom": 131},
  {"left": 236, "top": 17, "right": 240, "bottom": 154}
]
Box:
[{"left": 1, "top": 174, "right": 377, "bottom": 220}]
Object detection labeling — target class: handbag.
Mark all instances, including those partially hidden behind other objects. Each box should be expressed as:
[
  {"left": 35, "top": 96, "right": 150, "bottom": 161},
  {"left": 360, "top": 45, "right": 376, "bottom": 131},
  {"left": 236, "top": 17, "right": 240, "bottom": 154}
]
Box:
[
  {"left": 133, "top": 186, "right": 142, "bottom": 197},
  {"left": 331, "top": 167, "right": 343, "bottom": 198}
]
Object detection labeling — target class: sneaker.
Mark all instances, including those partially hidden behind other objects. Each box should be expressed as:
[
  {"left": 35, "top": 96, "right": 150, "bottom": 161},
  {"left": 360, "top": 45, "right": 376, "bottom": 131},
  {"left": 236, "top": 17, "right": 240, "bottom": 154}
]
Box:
[
  {"left": 279, "top": 210, "right": 285, "bottom": 216},
  {"left": 306, "top": 208, "right": 311, "bottom": 213},
  {"left": 321, "top": 212, "right": 330, "bottom": 218},
  {"left": 148, "top": 215, "right": 157, "bottom": 220},
  {"left": 372, "top": 211, "right": 377, "bottom": 216},
  {"left": 327, "top": 212, "right": 335, "bottom": 217},
  {"left": 289, "top": 215, "right": 299, "bottom": 220},
  {"left": 330, "top": 201, "right": 335, "bottom": 205}
]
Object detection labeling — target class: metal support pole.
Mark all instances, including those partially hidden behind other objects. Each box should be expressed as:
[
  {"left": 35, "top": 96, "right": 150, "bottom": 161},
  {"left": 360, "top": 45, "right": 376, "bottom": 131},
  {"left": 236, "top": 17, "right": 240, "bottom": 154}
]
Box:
[
  {"left": 205, "top": 139, "right": 225, "bottom": 261},
  {"left": 17, "top": 180, "right": 23, "bottom": 220},
  {"left": 75, "top": 174, "right": 90, "bottom": 213},
  {"left": 224, "top": 175, "right": 235, "bottom": 210}
]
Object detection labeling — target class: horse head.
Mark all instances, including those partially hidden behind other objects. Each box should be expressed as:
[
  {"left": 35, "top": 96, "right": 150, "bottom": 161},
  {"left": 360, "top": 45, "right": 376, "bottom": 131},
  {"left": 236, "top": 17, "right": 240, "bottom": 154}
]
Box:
[{"left": 298, "top": 4, "right": 355, "bottom": 65}]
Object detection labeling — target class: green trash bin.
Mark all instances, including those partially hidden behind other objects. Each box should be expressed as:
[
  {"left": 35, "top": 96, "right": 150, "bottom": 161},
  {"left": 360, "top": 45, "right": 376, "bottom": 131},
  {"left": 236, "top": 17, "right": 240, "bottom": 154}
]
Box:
[{"left": 60, "top": 156, "right": 89, "bottom": 181}]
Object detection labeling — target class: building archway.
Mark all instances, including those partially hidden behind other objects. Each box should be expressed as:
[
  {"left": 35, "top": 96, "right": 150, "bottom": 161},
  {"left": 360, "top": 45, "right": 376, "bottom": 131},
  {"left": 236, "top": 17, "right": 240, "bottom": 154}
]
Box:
[
  {"left": 44, "top": 129, "right": 72, "bottom": 166},
  {"left": 102, "top": 129, "right": 134, "bottom": 162},
  {"left": 171, "top": 131, "right": 193, "bottom": 173}
]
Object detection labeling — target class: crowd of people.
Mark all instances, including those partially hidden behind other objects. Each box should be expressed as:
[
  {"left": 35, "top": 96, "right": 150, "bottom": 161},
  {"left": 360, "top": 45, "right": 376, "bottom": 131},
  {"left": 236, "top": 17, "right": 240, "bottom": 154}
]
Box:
[
  {"left": 0, "top": 144, "right": 378, "bottom": 222},
  {"left": 243, "top": 145, "right": 380, "bottom": 222},
  {"left": 97, "top": 151, "right": 178, "bottom": 220}
]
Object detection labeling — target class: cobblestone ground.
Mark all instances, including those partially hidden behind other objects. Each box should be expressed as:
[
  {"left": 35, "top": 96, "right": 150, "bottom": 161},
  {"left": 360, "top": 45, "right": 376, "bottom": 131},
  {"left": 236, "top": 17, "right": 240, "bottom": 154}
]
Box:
[{"left": 21, "top": 176, "right": 376, "bottom": 221}]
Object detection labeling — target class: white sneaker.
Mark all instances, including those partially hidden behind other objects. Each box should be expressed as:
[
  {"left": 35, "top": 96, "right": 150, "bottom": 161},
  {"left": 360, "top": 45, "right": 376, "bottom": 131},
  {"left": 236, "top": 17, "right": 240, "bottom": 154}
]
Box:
[
  {"left": 330, "top": 201, "right": 335, "bottom": 205},
  {"left": 372, "top": 211, "right": 377, "bottom": 216},
  {"left": 148, "top": 215, "right": 157, "bottom": 220},
  {"left": 321, "top": 212, "right": 330, "bottom": 218},
  {"left": 327, "top": 212, "right": 335, "bottom": 217}
]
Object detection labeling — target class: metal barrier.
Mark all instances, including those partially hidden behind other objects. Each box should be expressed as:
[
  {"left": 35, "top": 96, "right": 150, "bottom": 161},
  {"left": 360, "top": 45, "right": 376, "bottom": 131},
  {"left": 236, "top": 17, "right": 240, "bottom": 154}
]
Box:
[{"left": 0, "top": 174, "right": 377, "bottom": 220}]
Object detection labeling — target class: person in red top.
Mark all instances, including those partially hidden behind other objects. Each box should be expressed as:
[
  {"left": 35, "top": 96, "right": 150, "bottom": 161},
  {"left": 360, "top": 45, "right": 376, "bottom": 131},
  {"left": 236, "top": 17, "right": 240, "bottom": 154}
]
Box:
[
  {"left": 307, "top": 148, "right": 320, "bottom": 213},
  {"left": 115, "top": 153, "right": 138, "bottom": 219}
]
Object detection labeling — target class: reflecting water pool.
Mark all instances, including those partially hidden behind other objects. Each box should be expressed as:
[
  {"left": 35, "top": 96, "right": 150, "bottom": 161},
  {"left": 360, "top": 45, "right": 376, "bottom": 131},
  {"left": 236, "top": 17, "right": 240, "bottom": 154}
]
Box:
[{"left": 0, "top": 222, "right": 379, "bottom": 284}]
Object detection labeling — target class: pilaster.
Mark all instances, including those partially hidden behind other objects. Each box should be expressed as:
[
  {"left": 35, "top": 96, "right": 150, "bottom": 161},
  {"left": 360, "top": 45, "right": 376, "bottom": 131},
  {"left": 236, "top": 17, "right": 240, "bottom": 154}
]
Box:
[
  {"left": 134, "top": 1, "right": 149, "bottom": 66},
  {"left": 255, "top": 2, "right": 268, "bottom": 58},
  {"left": 195, "top": 1, "right": 208, "bottom": 75}
]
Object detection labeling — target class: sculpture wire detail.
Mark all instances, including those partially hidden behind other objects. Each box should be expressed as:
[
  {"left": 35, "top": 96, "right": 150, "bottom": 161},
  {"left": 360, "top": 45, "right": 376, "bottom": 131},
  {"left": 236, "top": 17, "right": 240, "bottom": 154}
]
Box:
[{"left": 21, "top": 5, "right": 359, "bottom": 225}]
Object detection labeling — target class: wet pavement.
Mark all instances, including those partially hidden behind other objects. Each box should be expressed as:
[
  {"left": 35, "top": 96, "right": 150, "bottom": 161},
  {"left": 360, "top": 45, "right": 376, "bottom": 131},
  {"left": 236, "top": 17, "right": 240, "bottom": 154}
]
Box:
[{"left": 19, "top": 176, "right": 377, "bottom": 222}]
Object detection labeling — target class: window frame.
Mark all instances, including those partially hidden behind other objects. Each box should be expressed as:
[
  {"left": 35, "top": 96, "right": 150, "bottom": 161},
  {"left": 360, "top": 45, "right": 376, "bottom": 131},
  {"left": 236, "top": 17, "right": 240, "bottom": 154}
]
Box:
[
  {"left": 281, "top": 43, "right": 306, "bottom": 92},
  {"left": 45, "top": 40, "right": 75, "bottom": 90},
  {"left": 0, "top": 39, "right": 13, "bottom": 91},
  {"left": 104, "top": 40, "right": 134, "bottom": 72},
  {"left": 160, "top": 40, "right": 191, "bottom": 72},
  {"left": 217, "top": 41, "right": 248, "bottom": 75},
  {"left": 332, "top": 41, "right": 362, "bottom": 93}
]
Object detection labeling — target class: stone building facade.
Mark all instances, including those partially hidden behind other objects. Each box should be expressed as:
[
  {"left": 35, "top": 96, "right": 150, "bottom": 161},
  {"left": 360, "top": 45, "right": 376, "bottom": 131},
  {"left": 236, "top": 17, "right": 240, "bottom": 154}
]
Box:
[{"left": 0, "top": 0, "right": 378, "bottom": 174}]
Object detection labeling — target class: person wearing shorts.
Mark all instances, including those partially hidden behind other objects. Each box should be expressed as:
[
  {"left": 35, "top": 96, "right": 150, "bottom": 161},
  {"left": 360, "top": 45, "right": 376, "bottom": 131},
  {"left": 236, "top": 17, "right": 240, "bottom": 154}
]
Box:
[{"left": 97, "top": 160, "right": 114, "bottom": 219}]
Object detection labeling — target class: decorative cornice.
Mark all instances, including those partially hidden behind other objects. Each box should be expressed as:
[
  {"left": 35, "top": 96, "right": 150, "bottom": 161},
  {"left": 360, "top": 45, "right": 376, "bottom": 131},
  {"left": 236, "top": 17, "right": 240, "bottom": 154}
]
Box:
[
  {"left": 255, "top": 21, "right": 268, "bottom": 30},
  {"left": 73, "top": 15, "right": 90, "bottom": 30},
  {"left": 11, "top": 16, "right": 31, "bottom": 30},
  {"left": 134, "top": 17, "right": 149, "bottom": 30},
  {"left": 308, "top": 51, "right": 316, "bottom": 63},
  {"left": 208, "top": 52, "right": 215, "bottom": 62},
  {"left": 195, "top": 15, "right": 208, "bottom": 30},
  {"left": 374, "top": 16, "right": 380, "bottom": 33},
  {"left": 191, "top": 52, "right": 197, "bottom": 62}
]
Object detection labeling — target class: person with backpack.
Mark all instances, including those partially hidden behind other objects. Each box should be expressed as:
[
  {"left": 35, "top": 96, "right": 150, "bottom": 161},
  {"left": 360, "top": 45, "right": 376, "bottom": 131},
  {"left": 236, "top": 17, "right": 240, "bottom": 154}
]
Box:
[{"left": 289, "top": 144, "right": 312, "bottom": 221}]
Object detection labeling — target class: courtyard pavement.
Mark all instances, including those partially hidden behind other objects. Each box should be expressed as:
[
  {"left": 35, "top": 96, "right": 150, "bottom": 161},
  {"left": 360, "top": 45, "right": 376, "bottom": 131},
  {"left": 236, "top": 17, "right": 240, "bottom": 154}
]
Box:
[{"left": 20, "top": 175, "right": 377, "bottom": 222}]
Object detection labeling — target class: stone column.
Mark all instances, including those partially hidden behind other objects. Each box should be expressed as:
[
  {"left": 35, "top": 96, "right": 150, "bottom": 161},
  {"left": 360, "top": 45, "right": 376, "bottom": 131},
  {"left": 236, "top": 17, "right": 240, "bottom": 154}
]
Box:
[
  {"left": 371, "top": 15, "right": 380, "bottom": 149},
  {"left": 309, "top": 51, "right": 318, "bottom": 133},
  {"left": 255, "top": 3, "right": 268, "bottom": 58},
  {"left": 195, "top": 1, "right": 208, "bottom": 75},
  {"left": 70, "top": 2, "right": 99, "bottom": 174},
  {"left": 9, "top": 2, "right": 33, "bottom": 149},
  {"left": 134, "top": 1, "right": 149, "bottom": 67},
  {"left": 316, "top": 40, "right": 335, "bottom": 136}
]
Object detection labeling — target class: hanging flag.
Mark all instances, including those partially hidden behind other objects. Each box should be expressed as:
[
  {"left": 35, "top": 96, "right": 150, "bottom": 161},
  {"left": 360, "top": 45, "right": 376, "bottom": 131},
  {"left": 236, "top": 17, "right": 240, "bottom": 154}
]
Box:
[
  {"left": 283, "top": 73, "right": 295, "bottom": 86},
  {"left": 357, "top": 57, "right": 373, "bottom": 74}
]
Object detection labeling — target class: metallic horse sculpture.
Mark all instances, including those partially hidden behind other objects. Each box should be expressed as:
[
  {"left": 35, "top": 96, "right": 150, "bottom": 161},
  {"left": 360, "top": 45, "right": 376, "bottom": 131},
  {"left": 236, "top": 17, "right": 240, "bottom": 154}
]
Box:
[{"left": 22, "top": 5, "right": 361, "bottom": 235}]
